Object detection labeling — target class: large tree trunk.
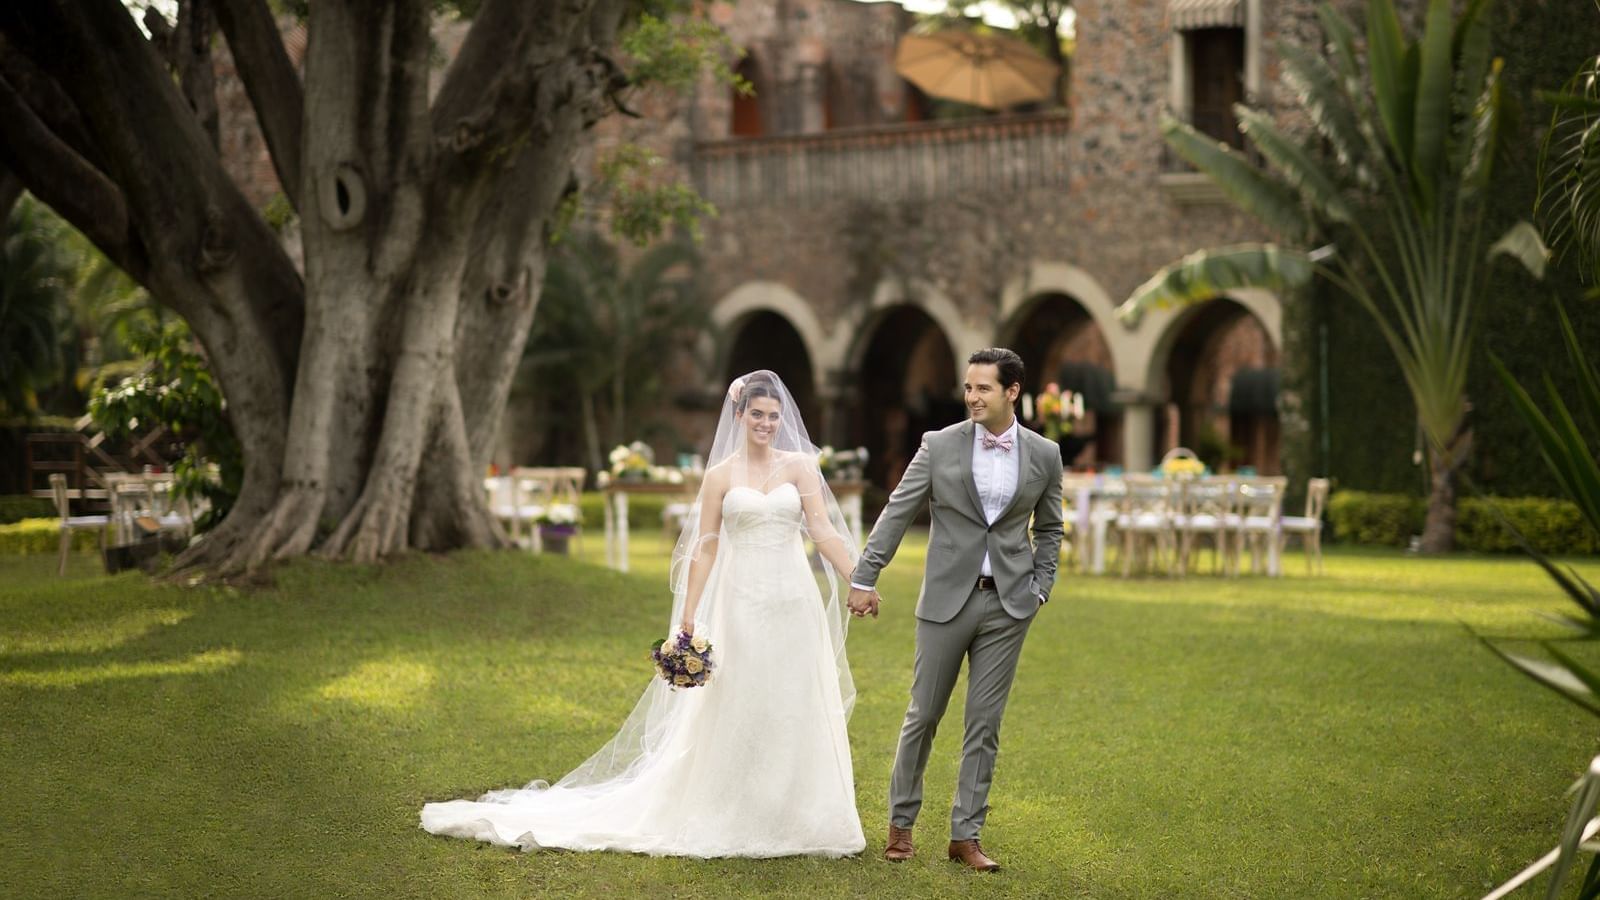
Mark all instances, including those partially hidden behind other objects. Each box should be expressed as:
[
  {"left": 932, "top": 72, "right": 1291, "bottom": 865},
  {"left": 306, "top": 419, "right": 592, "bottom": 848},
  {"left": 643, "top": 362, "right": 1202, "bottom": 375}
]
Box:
[
  {"left": 0, "top": 0, "right": 630, "bottom": 575},
  {"left": 1419, "top": 428, "right": 1471, "bottom": 554}
]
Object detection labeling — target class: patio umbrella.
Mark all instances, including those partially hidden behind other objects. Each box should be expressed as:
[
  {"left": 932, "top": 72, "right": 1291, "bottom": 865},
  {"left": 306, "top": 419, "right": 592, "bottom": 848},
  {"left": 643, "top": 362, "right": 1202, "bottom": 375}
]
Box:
[{"left": 893, "top": 30, "right": 1060, "bottom": 110}]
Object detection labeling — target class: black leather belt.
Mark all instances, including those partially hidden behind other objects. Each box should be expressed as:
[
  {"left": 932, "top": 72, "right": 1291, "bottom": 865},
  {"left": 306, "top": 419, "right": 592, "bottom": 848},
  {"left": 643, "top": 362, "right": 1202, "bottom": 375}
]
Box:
[{"left": 976, "top": 575, "right": 998, "bottom": 591}]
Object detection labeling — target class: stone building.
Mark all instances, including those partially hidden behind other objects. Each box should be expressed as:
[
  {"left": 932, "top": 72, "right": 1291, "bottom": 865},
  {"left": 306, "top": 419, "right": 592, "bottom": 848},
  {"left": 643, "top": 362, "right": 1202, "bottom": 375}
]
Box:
[
  {"left": 600, "top": 0, "right": 1332, "bottom": 488},
  {"left": 209, "top": 1, "right": 1336, "bottom": 487}
]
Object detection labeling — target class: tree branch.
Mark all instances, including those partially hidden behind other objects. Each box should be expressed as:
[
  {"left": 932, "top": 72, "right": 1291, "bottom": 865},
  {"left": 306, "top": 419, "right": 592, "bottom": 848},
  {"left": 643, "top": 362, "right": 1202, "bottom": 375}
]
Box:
[
  {"left": 214, "top": 0, "right": 302, "bottom": 210},
  {"left": 0, "top": 72, "right": 137, "bottom": 275},
  {"left": 0, "top": 32, "right": 108, "bottom": 173},
  {"left": 430, "top": 0, "right": 611, "bottom": 171},
  {"left": 176, "top": 0, "right": 220, "bottom": 150}
]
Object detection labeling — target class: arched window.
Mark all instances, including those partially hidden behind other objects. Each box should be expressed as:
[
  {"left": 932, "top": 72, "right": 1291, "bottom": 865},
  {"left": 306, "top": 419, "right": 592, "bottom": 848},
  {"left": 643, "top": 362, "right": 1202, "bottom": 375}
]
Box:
[{"left": 731, "top": 56, "right": 764, "bottom": 138}]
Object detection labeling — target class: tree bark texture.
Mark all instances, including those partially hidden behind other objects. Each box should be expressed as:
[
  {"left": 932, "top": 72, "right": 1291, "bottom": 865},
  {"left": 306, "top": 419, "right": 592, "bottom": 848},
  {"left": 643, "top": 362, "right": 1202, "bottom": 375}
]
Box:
[
  {"left": 1419, "top": 427, "right": 1471, "bottom": 554},
  {"left": 0, "top": 0, "right": 627, "bottom": 572}
]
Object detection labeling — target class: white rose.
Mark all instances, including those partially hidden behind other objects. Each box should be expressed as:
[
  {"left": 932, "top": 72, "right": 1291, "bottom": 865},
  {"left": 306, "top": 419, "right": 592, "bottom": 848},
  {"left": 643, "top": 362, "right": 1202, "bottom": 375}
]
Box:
[{"left": 691, "top": 636, "right": 708, "bottom": 653}]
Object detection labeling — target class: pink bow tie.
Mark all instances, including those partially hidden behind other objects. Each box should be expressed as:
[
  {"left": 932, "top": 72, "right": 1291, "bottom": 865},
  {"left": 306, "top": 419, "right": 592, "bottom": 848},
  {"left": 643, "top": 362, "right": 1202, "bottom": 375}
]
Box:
[{"left": 981, "top": 432, "right": 1013, "bottom": 453}]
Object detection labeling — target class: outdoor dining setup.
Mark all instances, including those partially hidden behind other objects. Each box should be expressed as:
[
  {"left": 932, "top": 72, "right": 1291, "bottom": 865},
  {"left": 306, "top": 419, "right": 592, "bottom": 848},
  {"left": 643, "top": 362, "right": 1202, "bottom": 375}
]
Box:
[
  {"left": 484, "top": 439, "right": 1326, "bottom": 580},
  {"left": 485, "top": 442, "right": 873, "bottom": 574},
  {"left": 1063, "top": 448, "right": 1329, "bottom": 578}
]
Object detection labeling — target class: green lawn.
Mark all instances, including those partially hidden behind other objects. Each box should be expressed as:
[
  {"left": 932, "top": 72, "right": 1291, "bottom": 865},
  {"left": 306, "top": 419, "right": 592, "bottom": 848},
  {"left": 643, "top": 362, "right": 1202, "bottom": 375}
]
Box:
[{"left": 3, "top": 537, "right": 1598, "bottom": 898}]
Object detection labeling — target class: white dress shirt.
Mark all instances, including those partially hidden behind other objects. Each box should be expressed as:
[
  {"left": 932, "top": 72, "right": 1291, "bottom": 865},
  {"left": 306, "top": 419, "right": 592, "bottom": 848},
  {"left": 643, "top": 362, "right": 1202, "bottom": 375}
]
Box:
[
  {"left": 972, "top": 418, "right": 1020, "bottom": 577},
  {"left": 851, "top": 418, "right": 1029, "bottom": 594}
]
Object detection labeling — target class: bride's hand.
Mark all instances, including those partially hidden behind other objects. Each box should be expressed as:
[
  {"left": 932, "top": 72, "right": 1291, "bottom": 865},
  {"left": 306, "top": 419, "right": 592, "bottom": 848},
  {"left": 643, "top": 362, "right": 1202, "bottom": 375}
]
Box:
[{"left": 679, "top": 618, "right": 694, "bottom": 637}]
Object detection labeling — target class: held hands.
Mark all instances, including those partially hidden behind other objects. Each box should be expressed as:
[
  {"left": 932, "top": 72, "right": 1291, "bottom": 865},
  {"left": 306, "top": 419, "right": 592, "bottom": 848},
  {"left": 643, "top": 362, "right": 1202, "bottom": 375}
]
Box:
[{"left": 846, "top": 586, "right": 880, "bottom": 619}]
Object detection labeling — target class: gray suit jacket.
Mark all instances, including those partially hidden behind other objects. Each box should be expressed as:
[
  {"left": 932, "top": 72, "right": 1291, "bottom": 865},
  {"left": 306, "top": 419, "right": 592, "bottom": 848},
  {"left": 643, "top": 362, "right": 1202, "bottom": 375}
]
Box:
[{"left": 853, "top": 419, "right": 1064, "bottom": 622}]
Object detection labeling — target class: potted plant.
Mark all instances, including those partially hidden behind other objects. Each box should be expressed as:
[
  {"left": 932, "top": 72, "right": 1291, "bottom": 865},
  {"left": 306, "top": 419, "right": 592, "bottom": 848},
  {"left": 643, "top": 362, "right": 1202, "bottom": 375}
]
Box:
[{"left": 535, "top": 504, "right": 582, "bottom": 555}]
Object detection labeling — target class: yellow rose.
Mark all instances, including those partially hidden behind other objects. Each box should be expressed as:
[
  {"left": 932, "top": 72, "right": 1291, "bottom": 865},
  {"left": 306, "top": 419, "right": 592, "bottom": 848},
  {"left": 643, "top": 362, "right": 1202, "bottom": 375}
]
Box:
[
  {"left": 691, "top": 636, "right": 709, "bottom": 653},
  {"left": 674, "top": 674, "right": 690, "bottom": 686},
  {"left": 685, "top": 656, "right": 704, "bottom": 674}
]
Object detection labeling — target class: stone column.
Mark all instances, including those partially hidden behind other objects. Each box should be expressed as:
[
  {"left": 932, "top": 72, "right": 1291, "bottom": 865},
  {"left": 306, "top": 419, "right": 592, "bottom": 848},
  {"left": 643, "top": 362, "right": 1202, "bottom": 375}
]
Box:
[
  {"left": 817, "top": 372, "right": 851, "bottom": 449},
  {"left": 1114, "top": 390, "right": 1163, "bottom": 471}
]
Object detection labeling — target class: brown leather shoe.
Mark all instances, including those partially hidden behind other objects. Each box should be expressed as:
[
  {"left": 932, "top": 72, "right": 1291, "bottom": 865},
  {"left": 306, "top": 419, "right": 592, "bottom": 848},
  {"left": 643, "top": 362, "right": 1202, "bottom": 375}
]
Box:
[
  {"left": 947, "top": 838, "right": 1000, "bottom": 872},
  {"left": 884, "top": 825, "right": 915, "bottom": 862}
]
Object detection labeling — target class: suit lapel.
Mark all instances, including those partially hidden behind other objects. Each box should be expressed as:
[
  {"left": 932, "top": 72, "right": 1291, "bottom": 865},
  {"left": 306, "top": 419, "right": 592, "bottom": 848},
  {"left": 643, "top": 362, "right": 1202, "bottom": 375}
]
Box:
[
  {"left": 996, "top": 426, "right": 1032, "bottom": 521},
  {"left": 959, "top": 421, "right": 984, "bottom": 518}
]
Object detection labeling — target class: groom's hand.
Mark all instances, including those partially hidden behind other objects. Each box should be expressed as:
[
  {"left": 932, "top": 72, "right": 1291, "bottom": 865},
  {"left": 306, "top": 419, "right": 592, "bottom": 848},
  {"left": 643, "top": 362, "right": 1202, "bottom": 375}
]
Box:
[{"left": 847, "top": 586, "right": 877, "bottom": 618}]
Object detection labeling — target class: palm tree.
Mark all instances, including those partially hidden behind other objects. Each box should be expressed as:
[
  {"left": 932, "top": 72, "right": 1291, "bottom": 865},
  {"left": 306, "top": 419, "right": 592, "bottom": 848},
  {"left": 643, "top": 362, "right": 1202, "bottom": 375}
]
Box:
[
  {"left": 1116, "top": 0, "right": 1547, "bottom": 552},
  {"left": 521, "top": 231, "right": 706, "bottom": 474},
  {"left": 0, "top": 196, "right": 72, "bottom": 417}
]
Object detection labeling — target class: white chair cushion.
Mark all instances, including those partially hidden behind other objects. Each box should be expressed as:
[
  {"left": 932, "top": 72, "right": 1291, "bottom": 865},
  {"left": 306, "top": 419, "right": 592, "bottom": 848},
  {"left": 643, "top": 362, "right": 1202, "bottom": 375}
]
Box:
[
  {"left": 63, "top": 516, "right": 108, "bottom": 528},
  {"left": 1280, "top": 516, "right": 1322, "bottom": 532},
  {"left": 1117, "top": 513, "right": 1169, "bottom": 530}
]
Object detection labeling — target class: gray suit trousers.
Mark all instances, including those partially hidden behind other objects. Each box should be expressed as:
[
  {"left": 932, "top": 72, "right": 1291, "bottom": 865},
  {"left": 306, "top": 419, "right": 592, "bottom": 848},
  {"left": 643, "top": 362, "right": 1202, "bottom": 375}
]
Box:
[{"left": 889, "top": 581, "right": 1034, "bottom": 840}]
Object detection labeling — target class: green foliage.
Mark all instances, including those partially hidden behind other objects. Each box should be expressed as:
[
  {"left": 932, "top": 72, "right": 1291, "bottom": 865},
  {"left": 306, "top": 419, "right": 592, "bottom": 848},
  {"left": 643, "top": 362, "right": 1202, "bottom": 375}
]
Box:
[
  {"left": 622, "top": 14, "right": 750, "bottom": 96},
  {"left": 1328, "top": 489, "right": 1600, "bottom": 553},
  {"left": 1328, "top": 490, "right": 1426, "bottom": 546},
  {"left": 88, "top": 322, "right": 241, "bottom": 532},
  {"left": 1470, "top": 9, "right": 1600, "bottom": 894},
  {"left": 1136, "top": 0, "right": 1544, "bottom": 537},
  {"left": 0, "top": 496, "right": 56, "bottom": 525},
  {"left": 523, "top": 231, "right": 706, "bottom": 471},
  {"left": 1456, "top": 495, "right": 1600, "bottom": 555},
  {"left": 1535, "top": 47, "right": 1600, "bottom": 294},
  {"left": 1118, "top": 243, "right": 1315, "bottom": 326},
  {"left": 594, "top": 145, "right": 718, "bottom": 247},
  {"left": 575, "top": 491, "right": 672, "bottom": 532},
  {"left": 0, "top": 196, "right": 73, "bottom": 416},
  {"left": 0, "top": 518, "right": 98, "bottom": 555},
  {"left": 261, "top": 192, "right": 296, "bottom": 235}
]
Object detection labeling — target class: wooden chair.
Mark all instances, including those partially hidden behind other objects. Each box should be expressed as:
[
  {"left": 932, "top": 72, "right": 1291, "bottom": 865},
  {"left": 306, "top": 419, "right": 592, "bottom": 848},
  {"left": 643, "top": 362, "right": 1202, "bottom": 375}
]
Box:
[
  {"left": 1114, "top": 475, "right": 1174, "bottom": 577},
  {"left": 105, "top": 472, "right": 193, "bottom": 546},
  {"left": 1172, "top": 476, "right": 1237, "bottom": 576},
  {"left": 484, "top": 474, "right": 544, "bottom": 549},
  {"left": 1279, "top": 477, "right": 1330, "bottom": 575},
  {"left": 1234, "top": 476, "right": 1288, "bottom": 576},
  {"left": 49, "top": 473, "right": 107, "bottom": 576}
]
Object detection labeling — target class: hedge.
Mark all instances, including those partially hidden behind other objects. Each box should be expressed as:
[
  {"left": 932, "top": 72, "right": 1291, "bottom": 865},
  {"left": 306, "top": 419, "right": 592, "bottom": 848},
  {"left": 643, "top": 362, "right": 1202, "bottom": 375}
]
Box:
[
  {"left": 5, "top": 495, "right": 680, "bottom": 556},
  {"left": 577, "top": 492, "right": 675, "bottom": 532},
  {"left": 1327, "top": 491, "right": 1600, "bottom": 555},
  {"left": 0, "top": 518, "right": 101, "bottom": 555},
  {"left": 0, "top": 495, "right": 56, "bottom": 524}
]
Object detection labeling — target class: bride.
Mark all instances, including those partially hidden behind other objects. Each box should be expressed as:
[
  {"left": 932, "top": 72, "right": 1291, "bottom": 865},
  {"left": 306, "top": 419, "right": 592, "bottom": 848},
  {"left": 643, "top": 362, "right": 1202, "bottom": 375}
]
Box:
[{"left": 420, "top": 371, "right": 869, "bottom": 858}]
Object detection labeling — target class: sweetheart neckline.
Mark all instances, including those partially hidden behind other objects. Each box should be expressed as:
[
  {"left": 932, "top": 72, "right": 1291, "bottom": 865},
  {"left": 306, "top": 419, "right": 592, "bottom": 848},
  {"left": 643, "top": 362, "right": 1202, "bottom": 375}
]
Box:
[{"left": 726, "top": 483, "right": 800, "bottom": 500}]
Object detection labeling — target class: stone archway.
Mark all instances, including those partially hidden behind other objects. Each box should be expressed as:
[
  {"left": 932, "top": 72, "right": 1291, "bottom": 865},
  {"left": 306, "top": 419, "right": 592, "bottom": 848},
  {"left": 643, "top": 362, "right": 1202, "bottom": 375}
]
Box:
[
  {"left": 1000, "top": 292, "right": 1120, "bottom": 468},
  {"left": 711, "top": 281, "right": 828, "bottom": 396},
  {"left": 849, "top": 305, "right": 961, "bottom": 490},
  {"left": 723, "top": 310, "right": 818, "bottom": 429},
  {"left": 1149, "top": 297, "right": 1281, "bottom": 473}
]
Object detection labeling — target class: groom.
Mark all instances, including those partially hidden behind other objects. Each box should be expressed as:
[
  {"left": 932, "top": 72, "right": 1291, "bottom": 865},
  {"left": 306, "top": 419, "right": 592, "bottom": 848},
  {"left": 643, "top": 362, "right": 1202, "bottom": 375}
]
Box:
[{"left": 847, "top": 347, "right": 1064, "bottom": 872}]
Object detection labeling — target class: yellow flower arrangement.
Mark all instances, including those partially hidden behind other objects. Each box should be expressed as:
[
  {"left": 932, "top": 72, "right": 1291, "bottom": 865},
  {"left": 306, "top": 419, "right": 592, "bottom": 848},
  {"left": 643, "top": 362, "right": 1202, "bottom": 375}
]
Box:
[{"left": 1162, "top": 456, "right": 1206, "bottom": 478}]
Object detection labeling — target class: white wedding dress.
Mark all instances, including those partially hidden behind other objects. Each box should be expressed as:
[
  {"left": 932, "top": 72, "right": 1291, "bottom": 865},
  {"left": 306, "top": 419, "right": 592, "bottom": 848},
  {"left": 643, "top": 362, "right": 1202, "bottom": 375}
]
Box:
[{"left": 420, "top": 482, "right": 866, "bottom": 858}]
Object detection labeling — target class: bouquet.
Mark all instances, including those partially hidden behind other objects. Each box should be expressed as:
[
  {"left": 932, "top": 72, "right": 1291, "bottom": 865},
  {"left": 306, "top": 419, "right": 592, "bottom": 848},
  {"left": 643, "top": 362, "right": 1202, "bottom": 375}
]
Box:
[{"left": 651, "top": 631, "right": 715, "bottom": 689}]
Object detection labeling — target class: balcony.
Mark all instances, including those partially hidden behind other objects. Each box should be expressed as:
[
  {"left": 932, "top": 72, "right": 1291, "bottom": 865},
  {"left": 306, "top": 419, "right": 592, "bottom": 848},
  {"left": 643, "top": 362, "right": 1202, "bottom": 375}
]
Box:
[{"left": 691, "top": 111, "right": 1073, "bottom": 209}]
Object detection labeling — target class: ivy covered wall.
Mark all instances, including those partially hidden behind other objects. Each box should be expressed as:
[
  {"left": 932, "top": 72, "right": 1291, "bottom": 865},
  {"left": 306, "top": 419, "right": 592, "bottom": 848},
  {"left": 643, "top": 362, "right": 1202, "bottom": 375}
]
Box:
[{"left": 1289, "top": 1, "right": 1600, "bottom": 500}]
